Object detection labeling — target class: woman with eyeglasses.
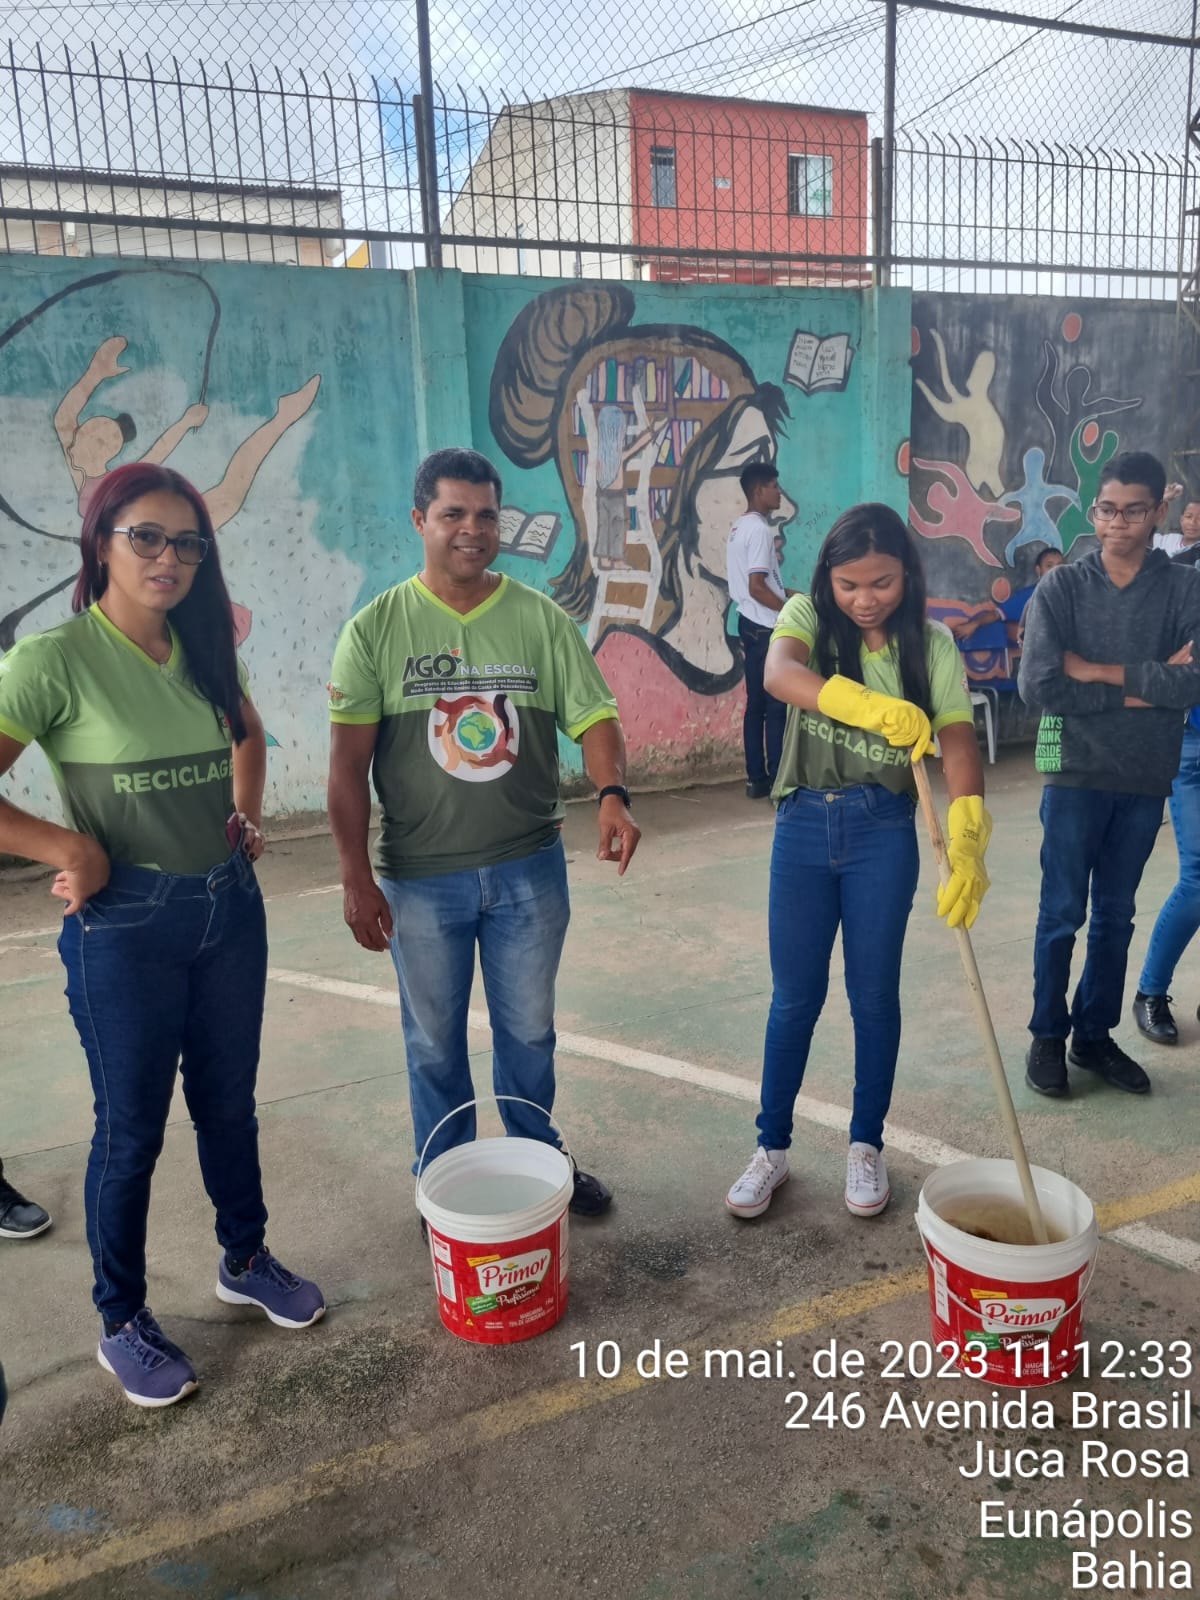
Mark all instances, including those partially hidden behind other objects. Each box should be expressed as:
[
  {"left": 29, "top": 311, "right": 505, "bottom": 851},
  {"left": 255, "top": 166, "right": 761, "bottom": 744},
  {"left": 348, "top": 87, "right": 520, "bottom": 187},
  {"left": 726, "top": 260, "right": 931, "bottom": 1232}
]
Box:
[{"left": 0, "top": 462, "right": 323, "bottom": 1408}]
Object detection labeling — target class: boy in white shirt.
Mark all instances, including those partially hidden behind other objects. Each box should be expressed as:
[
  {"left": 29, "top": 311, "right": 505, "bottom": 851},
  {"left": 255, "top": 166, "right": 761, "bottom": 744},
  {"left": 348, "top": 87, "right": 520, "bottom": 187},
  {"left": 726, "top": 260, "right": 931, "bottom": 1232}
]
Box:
[{"left": 727, "top": 462, "right": 788, "bottom": 798}]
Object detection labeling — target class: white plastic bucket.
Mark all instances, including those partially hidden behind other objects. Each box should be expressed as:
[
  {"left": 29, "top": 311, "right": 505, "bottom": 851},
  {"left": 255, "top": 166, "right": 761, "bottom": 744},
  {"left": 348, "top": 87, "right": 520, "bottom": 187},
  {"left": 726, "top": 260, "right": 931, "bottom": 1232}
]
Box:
[
  {"left": 916, "top": 1158, "right": 1098, "bottom": 1387},
  {"left": 415, "top": 1097, "right": 573, "bottom": 1345}
]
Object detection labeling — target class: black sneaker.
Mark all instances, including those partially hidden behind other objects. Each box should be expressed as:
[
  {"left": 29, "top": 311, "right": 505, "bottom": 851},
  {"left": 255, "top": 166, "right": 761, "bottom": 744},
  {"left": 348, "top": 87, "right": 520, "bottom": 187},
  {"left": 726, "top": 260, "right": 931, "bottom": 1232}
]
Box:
[
  {"left": 1132, "top": 992, "right": 1178, "bottom": 1045},
  {"left": 745, "top": 779, "right": 772, "bottom": 800},
  {"left": 0, "top": 1177, "right": 52, "bottom": 1240},
  {"left": 1025, "top": 1037, "right": 1068, "bottom": 1098},
  {"left": 570, "top": 1167, "right": 613, "bottom": 1217},
  {"left": 1068, "top": 1036, "right": 1152, "bottom": 1095}
]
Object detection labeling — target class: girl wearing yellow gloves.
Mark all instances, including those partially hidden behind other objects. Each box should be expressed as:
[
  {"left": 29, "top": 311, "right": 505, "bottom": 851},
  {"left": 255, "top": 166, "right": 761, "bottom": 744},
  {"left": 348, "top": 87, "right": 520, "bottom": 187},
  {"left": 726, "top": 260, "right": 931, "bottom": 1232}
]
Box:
[{"left": 726, "top": 504, "right": 989, "bottom": 1222}]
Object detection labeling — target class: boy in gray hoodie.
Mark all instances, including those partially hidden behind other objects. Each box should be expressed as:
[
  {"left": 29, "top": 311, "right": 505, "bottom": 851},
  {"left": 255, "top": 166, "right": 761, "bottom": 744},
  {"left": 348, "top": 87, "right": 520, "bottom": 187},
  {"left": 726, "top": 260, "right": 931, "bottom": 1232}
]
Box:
[{"left": 1018, "top": 451, "right": 1200, "bottom": 1097}]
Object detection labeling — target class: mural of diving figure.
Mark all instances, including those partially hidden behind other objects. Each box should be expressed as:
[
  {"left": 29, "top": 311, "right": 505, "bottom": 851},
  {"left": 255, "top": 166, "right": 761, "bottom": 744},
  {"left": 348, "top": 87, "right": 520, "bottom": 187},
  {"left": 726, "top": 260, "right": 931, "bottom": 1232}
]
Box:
[
  {"left": 54, "top": 335, "right": 320, "bottom": 645},
  {"left": 55, "top": 335, "right": 320, "bottom": 530}
]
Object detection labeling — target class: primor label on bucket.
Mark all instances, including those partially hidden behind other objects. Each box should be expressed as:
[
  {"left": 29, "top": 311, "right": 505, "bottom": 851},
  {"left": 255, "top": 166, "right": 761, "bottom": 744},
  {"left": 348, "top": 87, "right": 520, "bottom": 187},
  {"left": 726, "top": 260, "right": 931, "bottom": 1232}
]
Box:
[{"left": 466, "top": 1247, "right": 553, "bottom": 1314}]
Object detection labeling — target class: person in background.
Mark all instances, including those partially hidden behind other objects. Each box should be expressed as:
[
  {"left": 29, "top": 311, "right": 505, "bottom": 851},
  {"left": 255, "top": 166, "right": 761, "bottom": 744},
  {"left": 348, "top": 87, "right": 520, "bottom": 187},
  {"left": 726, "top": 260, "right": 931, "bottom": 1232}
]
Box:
[
  {"left": 0, "top": 462, "right": 324, "bottom": 1408},
  {"left": 727, "top": 462, "right": 789, "bottom": 799},
  {"left": 1133, "top": 489, "right": 1200, "bottom": 1042},
  {"left": 1019, "top": 451, "right": 1200, "bottom": 1099},
  {"left": 725, "top": 504, "right": 988, "bottom": 1223},
  {"left": 1152, "top": 481, "right": 1185, "bottom": 555},
  {"left": 1171, "top": 497, "right": 1200, "bottom": 568},
  {"left": 327, "top": 447, "right": 640, "bottom": 1216},
  {"left": 0, "top": 1159, "right": 51, "bottom": 1239},
  {"left": 1003, "top": 546, "right": 1066, "bottom": 649},
  {"left": 949, "top": 547, "right": 1066, "bottom": 652}
]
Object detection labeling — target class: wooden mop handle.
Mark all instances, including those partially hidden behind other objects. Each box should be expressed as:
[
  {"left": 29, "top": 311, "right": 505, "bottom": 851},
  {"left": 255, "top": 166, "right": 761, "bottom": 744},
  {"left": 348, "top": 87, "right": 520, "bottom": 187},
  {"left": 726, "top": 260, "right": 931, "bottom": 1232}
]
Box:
[{"left": 911, "top": 758, "right": 1050, "bottom": 1246}]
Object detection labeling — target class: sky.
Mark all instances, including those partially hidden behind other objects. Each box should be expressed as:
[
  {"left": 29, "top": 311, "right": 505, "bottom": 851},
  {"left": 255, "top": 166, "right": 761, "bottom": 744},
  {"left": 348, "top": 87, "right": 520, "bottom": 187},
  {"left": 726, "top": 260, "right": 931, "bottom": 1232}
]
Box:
[{"left": 0, "top": 0, "right": 1196, "bottom": 290}]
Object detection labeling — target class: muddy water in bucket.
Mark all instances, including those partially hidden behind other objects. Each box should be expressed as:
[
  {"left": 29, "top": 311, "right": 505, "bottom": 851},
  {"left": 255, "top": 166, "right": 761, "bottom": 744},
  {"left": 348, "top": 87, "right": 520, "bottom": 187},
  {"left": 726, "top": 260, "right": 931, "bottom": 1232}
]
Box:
[
  {"left": 917, "top": 1159, "right": 1098, "bottom": 1387},
  {"left": 941, "top": 1199, "right": 1068, "bottom": 1248}
]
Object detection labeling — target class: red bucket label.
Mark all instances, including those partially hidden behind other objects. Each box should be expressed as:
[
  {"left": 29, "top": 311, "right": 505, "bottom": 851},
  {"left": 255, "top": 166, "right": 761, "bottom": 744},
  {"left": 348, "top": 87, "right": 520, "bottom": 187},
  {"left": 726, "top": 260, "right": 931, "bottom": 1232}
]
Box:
[
  {"left": 428, "top": 1209, "right": 569, "bottom": 1345},
  {"left": 925, "top": 1239, "right": 1089, "bottom": 1387}
]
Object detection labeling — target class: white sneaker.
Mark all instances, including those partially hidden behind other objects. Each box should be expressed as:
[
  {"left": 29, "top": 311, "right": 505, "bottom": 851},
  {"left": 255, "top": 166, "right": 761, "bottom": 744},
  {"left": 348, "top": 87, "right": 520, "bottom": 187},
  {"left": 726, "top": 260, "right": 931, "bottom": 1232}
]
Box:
[
  {"left": 726, "top": 1147, "right": 789, "bottom": 1218},
  {"left": 845, "top": 1142, "right": 890, "bottom": 1216}
]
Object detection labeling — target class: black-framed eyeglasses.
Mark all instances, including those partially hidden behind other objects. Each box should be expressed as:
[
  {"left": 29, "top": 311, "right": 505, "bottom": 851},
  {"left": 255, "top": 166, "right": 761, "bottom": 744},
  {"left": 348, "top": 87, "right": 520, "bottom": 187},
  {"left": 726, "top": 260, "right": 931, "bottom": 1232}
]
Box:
[
  {"left": 1087, "top": 502, "right": 1156, "bottom": 527},
  {"left": 113, "top": 524, "right": 210, "bottom": 565}
]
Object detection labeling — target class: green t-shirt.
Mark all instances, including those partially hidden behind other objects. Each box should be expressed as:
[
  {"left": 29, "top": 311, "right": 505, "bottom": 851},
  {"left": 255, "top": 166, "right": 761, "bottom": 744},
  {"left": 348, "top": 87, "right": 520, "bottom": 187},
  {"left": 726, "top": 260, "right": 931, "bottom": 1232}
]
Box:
[
  {"left": 772, "top": 594, "right": 973, "bottom": 797},
  {"left": 329, "top": 574, "right": 619, "bottom": 879},
  {"left": 0, "top": 604, "right": 246, "bottom": 874}
]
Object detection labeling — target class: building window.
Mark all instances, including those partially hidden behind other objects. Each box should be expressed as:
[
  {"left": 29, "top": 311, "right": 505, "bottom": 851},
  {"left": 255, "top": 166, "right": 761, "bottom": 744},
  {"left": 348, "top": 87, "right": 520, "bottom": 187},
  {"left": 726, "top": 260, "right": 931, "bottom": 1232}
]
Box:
[
  {"left": 788, "top": 153, "right": 833, "bottom": 216},
  {"left": 650, "top": 146, "right": 676, "bottom": 208}
]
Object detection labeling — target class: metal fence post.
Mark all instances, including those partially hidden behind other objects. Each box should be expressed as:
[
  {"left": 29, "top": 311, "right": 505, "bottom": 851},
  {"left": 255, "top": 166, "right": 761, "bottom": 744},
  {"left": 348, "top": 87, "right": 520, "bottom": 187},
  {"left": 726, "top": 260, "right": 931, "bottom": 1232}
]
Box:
[
  {"left": 1173, "top": 0, "right": 1200, "bottom": 492},
  {"left": 414, "top": 0, "right": 442, "bottom": 268},
  {"left": 880, "top": 0, "right": 897, "bottom": 289}
]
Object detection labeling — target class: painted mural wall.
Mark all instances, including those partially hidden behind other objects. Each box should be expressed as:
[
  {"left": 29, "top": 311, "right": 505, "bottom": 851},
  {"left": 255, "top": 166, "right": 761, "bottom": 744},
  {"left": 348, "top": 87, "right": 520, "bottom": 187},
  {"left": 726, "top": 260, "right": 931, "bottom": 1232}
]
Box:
[
  {"left": 469, "top": 275, "right": 912, "bottom": 778},
  {"left": 0, "top": 261, "right": 913, "bottom": 819},
  {"left": 0, "top": 257, "right": 416, "bottom": 822},
  {"left": 908, "top": 293, "right": 1177, "bottom": 674},
  {"left": 5, "top": 261, "right": 1172, "bottom": 824}
]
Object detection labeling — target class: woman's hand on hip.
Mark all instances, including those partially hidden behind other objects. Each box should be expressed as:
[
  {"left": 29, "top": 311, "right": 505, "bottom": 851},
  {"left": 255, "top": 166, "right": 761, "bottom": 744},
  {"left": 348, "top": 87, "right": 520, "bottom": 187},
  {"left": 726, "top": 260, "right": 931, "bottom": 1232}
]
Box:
[{"left": 51, "top": 836, "right": 111, "bottom": 916}]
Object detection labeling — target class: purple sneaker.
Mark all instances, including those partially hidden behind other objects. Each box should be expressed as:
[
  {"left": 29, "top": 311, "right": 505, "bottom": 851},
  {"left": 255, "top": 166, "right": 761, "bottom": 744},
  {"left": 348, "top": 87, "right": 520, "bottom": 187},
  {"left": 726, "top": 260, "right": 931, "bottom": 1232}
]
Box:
[
  {"left": 97, "top": 1309, "right": 198, "bottom": 1408},
  {"left": 216, "top": 1249, "right": 325, "bottom": 1329}
]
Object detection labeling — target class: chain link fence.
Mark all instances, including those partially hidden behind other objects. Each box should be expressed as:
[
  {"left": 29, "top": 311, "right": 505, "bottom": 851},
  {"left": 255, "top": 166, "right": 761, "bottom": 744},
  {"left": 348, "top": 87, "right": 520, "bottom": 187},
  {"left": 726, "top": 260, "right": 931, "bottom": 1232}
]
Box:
[{"left": 0, "top": 0, "right": 1195, "bottom": 292}]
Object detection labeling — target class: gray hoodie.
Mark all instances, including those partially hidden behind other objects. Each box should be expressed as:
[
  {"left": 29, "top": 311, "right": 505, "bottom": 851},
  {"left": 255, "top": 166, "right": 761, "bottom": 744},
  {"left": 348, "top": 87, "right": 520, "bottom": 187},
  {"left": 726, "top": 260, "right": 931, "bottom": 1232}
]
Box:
[{"left": 1018, "top": 547, "right": 1200, "bottom": 796}]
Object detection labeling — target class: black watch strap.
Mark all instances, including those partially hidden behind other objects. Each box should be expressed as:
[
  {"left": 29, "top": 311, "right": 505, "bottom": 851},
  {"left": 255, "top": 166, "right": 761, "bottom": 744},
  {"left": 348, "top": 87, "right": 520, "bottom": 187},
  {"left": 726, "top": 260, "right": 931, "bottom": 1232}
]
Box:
[{"left": 597, "top": 784, "right": 632, "bottom": 808}]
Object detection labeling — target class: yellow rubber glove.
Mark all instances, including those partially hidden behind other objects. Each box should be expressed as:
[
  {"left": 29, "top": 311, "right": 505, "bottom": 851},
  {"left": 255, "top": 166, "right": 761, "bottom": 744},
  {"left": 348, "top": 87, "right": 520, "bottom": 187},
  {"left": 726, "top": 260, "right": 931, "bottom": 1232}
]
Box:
[
  {"left": 937, "top": 796, "right": 993, "bottom": 930},
  {"left": 816, "top": 673, "right": 934, "bottom": 761}
]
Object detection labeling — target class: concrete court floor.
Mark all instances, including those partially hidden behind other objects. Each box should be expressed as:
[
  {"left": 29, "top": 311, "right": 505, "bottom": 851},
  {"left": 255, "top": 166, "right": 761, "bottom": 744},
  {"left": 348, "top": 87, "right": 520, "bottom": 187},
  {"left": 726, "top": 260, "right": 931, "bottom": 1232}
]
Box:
[{"left": 1, "top": 749, "right": 1199, "bottom": 1600}]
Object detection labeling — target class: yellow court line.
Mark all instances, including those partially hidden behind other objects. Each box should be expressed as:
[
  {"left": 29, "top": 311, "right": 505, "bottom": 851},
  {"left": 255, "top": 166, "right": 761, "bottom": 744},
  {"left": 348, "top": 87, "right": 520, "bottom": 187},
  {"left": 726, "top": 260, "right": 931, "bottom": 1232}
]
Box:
[
  {"left": 0, "top": 1270, "right": 920, "bottom": 1600},
  {"left": 1095, "top": 1169, "right": 1200, "bottom": 1232},
  {"left": 2, "top": 1172, "right": 1197, "bottom": 1600}
]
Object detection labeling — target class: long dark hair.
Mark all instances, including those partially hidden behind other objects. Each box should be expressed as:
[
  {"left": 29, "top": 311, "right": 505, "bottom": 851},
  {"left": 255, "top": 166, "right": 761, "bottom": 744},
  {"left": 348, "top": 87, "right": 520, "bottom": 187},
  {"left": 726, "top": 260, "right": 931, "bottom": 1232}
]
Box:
[
  {"left": 810, "top": 503, "right": 932, "bottom": 714},
  {"left": 72, "top": 462, "right": 248, "bottom": 743}
]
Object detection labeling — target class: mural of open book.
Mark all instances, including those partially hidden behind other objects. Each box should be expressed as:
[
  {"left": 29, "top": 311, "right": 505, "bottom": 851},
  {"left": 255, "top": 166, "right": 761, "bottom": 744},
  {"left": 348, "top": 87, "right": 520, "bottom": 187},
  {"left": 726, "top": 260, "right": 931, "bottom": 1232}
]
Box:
[{"left": 785, "top": 331, "right": 854, "bottom": 396}]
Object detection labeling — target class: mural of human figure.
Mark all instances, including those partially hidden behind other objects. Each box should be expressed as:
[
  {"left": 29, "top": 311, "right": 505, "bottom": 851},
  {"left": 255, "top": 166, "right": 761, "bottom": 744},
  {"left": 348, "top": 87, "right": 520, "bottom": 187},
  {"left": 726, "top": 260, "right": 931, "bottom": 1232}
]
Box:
[
  {"left": 1034, "top": 337, "right": 1141, "bottom": 494},
  {"left": 490, "top": 283, "right": 795, "bottom": 694},
  {"left": 55, "top": 335, "right": 321, "bottom": 531},
  {"left": 913, "top": 329, "right": 1006, "bottom": 499},
  {"left": 590, "top": 396, "right": 664, "bottom": 571}
]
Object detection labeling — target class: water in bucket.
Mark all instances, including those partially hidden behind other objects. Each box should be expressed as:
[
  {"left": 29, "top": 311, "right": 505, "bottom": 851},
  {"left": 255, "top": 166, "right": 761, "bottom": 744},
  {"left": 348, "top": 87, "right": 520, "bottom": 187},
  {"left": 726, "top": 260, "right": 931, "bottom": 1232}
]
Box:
[
  {"left": 941, "top": 1198, "right": 1067, "bottom": 1247},
  {"left": 917, "top": 1158, "right": 1098, "bottom": 1387},
  {"left": 438, "top": 1172, "right": 559, "bottom": 1215}
]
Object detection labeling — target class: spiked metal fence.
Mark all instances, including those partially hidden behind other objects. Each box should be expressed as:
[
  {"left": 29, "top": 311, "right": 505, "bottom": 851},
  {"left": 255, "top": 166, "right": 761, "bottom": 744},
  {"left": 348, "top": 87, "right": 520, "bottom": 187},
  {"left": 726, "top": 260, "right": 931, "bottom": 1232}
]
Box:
[{"left": 0, "top": 2, "right": 1195, "bottom": 294}]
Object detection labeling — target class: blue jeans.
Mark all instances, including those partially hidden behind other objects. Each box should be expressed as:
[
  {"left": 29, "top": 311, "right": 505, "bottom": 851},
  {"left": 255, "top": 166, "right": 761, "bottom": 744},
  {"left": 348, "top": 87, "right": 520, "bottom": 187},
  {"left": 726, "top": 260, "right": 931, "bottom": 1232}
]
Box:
[
  {"left": 757, "top": 785, "right": 920, "bottom": 1152},
  {"left": 1030, "top": 785, "right": 1164, "bottom": 1040},
  {"left": 381, "top": 834, "right": 571, "bottom": 1171},
  {"left": 1140, "top": 729, "right": 1200, "bottom": 995},
  {"left": 739, "top": 617, "right": 786, "bottom": 784},
  {"left": 57, "top": 850, "right": 269, "bottom": 1326}
]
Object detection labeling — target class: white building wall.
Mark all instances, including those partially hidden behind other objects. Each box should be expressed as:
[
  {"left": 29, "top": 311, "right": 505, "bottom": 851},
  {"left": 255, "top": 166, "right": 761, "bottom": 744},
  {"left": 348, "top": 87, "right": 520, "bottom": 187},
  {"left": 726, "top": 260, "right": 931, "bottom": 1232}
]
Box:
[{"left": 444, "top": 91, "right": 636, "bottom": 278}]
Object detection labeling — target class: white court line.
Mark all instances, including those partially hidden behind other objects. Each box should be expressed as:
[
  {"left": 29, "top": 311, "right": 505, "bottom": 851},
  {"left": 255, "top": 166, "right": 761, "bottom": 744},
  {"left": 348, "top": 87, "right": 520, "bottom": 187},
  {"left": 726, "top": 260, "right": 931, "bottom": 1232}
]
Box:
[
  {"left": 1107, "top": 1223, "right": 1200, "bottom": 1273},
  {"left": 265, "top": 965, "right": 1200, "bottom": 1275},
  {"left": 266, "top": 968, "right": 978, "bottom": 1171}
]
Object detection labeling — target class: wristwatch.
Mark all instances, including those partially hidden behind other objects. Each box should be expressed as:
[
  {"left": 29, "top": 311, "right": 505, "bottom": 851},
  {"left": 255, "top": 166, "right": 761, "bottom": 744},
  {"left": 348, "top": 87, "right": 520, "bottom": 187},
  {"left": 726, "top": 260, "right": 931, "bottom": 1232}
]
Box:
[{"left": 597, "top": 784, "right": 632, "bottom": 808}]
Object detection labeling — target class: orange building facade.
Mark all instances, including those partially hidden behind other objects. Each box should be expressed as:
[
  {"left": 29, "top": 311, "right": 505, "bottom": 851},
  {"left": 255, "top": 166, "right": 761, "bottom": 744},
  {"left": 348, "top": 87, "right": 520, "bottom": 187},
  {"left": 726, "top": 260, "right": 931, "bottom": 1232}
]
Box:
[{"left": 627, "top": 89, "right": 869, "bottom": 286}]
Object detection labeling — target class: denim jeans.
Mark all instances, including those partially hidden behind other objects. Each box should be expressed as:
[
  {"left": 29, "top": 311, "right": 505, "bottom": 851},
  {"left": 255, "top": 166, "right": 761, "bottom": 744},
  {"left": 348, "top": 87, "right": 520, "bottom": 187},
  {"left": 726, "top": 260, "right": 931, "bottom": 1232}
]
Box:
[
  {"left": 1030, "top": 784, "right": 1165, "bottom": 1041},
  {"left": 57, "top": 850, "right": 269, "bottom": 1325},
  {"left": 380, "top": 834, "right": 571, "bottom": 1171},
  {"left": 1139, "top": 729, "right": 1200, "bottom": 995},
  {"left": 738, "top": 617, "right": 787, "bottom": 785},
  {"left": 757, "top": 785, "right": 920, "bottom": 1152}
]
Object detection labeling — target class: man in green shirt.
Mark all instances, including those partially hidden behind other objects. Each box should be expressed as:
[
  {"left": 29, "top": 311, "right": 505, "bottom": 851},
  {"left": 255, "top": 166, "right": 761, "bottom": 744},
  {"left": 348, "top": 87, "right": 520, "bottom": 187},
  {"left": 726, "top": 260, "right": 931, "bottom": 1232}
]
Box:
[{"left": 327, "top": 448, "right": 640, "bottom": 1213}]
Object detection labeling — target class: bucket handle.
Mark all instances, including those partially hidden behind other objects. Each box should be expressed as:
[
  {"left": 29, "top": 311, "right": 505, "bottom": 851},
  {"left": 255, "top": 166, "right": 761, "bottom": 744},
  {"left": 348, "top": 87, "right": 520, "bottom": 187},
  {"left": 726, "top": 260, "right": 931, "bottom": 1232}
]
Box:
[
  {"left": 414, "top": 1095, "right": 571, "bottom": 1204},
  {"left": 917, "top": 1226, "right": 1098, "bottom": 1326}
]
